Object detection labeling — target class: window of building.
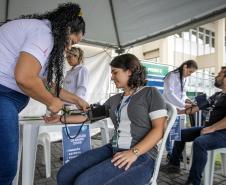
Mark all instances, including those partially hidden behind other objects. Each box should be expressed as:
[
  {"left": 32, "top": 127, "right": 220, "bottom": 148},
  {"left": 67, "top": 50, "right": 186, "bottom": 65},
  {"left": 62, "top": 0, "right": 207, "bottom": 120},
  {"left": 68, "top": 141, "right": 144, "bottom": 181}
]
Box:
[{"left": 174, "top": 26, "right": 215, "bottom": 57}]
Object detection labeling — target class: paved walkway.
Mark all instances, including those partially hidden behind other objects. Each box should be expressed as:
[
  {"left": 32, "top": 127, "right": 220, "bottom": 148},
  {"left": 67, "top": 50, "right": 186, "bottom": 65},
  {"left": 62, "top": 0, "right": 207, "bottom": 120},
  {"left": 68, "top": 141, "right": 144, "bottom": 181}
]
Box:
[{"left": 18, "top": 136, "right": 226, "bottom": 185}]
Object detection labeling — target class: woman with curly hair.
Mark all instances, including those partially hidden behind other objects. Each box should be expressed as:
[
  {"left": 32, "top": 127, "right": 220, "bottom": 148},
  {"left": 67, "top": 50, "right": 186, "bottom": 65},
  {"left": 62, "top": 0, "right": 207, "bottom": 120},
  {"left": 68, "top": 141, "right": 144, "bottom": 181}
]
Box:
[
  {"left": 46, "top": 54, "right": 168, "bottom": 185},
  {"left": 0, "top": 3, "right": 88, "bottom": 184}
]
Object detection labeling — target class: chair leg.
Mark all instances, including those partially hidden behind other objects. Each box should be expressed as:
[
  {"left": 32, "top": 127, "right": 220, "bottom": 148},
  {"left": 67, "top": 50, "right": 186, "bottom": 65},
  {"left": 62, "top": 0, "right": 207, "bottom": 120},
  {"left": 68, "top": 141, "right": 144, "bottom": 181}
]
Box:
[
  {"left": 188, "top": 148, "right": 193, "bottom": 169},
  {"left": 204, "top": 151, "right": 215, "bottom": 185},
  {"left": 220, "top": 153, "right": 226, "bottom": 176},
  {"left": 182, "top": 149, "right": 188, "bottom": 170},
  {"left": 204, "top": 151, "right": 211, "bottom": 185},
  {"left": 13, "top": 124, "right": 23, "bottom": 185},
  {"left": 100, "top": 120, "right": 110, "bottom": 145},
  {"left": 22, "top": 123, "right": 40, "bottom": 185},
  {"left": 43, "top": 134, "right": 51, "bottom": 178},
  {"left": 150, "top": 180, "right": 157, "bottom": 185},
  {"left": 209, "top": 151, "right": 216, "bottom": 185}
]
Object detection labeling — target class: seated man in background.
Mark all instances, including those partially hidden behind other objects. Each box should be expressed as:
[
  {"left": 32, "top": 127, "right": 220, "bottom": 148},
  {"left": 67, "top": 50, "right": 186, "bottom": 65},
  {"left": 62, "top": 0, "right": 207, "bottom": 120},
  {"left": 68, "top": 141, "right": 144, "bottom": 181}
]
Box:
[{"left": 163, "top": 66, "right": 226, "bottom": 185}]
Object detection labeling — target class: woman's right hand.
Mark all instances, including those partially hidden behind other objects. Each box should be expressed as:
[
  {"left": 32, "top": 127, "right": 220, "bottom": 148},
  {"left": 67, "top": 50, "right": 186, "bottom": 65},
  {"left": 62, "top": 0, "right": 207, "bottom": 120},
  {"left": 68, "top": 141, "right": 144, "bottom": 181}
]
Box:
[
  {"left": 47, "top": 97, "right": 64, "bottom": 114},
  {"left": 76, "top": 97, "right": 89, "bottom": 112},
  {"left": 185, "top": 103, "right": 192, "bottom": 109}
]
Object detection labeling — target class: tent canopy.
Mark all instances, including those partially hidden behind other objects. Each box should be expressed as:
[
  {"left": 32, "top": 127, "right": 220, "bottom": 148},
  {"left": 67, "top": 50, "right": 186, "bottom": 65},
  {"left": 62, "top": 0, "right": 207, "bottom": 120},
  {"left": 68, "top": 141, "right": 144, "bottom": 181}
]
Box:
[{"left": 1, "top": 0, "right": 226, "bottom": 50}]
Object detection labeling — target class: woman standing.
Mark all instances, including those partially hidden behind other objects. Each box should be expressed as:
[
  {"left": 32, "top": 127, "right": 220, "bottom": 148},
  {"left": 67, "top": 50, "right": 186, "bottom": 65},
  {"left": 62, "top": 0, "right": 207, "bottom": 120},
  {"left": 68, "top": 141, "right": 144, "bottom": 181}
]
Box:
[
  {"left": 163, "top": 60, "right": 198, "bottom": 158},
  {"left": 64, "top": 47, "right": 89, "bottom": 101},
  {"left": 46, "top": 54, "right": 168, "bottom": 185},
  {"left": 0, "top": 3, "right": 88, "bottom": 185}
]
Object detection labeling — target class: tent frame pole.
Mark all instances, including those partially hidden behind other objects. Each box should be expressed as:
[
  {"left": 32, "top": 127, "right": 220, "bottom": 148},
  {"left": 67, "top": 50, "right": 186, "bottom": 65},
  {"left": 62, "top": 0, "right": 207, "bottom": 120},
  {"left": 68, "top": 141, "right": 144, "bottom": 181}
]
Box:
[
  {"left": 5, "top": 0, "right": 10, "bottom": 21},
  {"left": 109, "top": 0, "right": 124, "bottom": 53}
]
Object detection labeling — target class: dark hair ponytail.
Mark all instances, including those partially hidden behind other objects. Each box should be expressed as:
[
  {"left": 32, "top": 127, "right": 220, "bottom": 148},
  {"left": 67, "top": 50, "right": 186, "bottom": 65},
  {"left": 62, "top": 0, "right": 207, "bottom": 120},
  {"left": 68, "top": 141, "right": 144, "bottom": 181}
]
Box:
[{"left": 164, "top": 60, "right": 198, "bottom": 91}]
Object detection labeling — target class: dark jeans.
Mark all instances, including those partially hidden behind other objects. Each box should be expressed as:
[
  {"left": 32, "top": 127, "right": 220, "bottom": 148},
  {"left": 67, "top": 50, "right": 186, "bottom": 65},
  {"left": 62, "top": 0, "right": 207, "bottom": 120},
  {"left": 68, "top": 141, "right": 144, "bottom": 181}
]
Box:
[
  {"left": 170, "top": 126, "right": 226, "bottom": 185},
  {"left": 57, "top": 144, "right": 155, "bottom": 185},
  {"left": 0, "top": 84, "right": 29, "bottom": 185}
]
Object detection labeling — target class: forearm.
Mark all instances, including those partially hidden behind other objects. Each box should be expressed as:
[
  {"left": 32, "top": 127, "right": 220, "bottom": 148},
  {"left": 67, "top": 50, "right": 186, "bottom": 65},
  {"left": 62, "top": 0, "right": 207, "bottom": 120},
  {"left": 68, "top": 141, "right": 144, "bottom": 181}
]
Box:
[
  {"left": 61, "top": 115, "right": 88, "bottom": 123},
  {"left": 42, "top": 78, "right": 80, "bottom": 104},
  {"left": 210, "top": 117, "right": 226, "bottom": 131},
  {"left": 17, "top": 76, "right": 55, "bottom": 107},
  {"left": 179, "top": 106, "right": 199, "bottom": 115},
  {"left": 43, "top": 80, "right": 81, "bottom": 105},
  {"left": 132, "top": 126, "right": 164, "bottom": 155},
  {"left": 59, "top": 88, "right": 81, "bottom": 104}
]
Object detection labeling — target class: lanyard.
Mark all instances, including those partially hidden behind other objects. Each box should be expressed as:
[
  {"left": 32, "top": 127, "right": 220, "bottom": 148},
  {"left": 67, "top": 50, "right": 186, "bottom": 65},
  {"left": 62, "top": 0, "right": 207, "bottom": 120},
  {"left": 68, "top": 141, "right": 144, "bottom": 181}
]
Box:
[
  {"left": 111, "top": 93, "right": 131, "bottom": 148},
  {"left": 115, "top": 93, "right": 132, "bottom": 132},
  {"left": 115, "top": 94, "right": 132, "bottom": 127}
]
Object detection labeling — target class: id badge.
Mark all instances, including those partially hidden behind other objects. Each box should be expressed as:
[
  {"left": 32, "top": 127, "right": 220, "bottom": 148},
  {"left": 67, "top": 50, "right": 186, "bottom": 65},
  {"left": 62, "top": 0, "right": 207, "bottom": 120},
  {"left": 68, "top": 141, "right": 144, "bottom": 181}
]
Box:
[{"left": 111, "top": 130, "right": 119, "bottom": 148}]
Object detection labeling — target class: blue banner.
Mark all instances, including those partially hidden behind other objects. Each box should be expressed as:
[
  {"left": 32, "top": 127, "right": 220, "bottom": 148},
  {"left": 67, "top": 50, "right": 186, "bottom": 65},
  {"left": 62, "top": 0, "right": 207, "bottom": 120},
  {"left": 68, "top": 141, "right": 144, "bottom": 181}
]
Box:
[
  {"left": 62, "top": 124, "right": 91, "bottom": 164},
  {"left": 169, "top": 116, "right": 185, "bottom": 141},
  {"left": 141, "top": 62, "right": 168, "bottom": 93}
]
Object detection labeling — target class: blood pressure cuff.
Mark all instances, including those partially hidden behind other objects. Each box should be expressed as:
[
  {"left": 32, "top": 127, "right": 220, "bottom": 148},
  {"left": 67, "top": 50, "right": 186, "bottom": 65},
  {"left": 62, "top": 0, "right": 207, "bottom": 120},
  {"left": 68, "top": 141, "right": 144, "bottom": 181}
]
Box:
[
  {"left": 87, "top": 104, "right": 110, "bottom": 123},
  {"left": 195, "top": 93, "right": 210, "bottom": 110}
]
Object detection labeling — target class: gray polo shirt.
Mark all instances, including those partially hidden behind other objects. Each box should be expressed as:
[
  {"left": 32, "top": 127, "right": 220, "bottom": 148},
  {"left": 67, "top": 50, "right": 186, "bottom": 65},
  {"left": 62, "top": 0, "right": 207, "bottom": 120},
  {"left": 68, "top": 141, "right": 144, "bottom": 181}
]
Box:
[{"left": 104, "top": 86, "right": 167, "bottom": 160}]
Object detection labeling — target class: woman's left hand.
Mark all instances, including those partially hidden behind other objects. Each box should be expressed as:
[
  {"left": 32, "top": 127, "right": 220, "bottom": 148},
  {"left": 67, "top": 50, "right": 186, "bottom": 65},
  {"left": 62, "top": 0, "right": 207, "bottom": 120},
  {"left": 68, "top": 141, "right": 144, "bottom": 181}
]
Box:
[{"left": 111, "top": 150, "right": 138, "bottom": 170}]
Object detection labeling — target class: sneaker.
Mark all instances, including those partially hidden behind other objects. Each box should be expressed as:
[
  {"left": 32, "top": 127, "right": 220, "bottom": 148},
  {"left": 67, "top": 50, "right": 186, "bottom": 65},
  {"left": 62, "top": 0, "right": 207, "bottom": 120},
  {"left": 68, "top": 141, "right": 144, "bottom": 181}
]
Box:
[{"left": 161, "top": 163, "right": 181, "bottom": 174}]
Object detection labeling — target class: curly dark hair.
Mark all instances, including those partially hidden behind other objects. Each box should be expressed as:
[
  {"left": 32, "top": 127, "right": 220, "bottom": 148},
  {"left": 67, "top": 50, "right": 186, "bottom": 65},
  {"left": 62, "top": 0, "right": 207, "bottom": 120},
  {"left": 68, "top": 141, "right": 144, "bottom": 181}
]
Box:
[
  {"left": 110, "top": 54, "right": 147, "bottom": 89},
  {"left": 18, "top": 3, "right": 85, "bottom": 96}
]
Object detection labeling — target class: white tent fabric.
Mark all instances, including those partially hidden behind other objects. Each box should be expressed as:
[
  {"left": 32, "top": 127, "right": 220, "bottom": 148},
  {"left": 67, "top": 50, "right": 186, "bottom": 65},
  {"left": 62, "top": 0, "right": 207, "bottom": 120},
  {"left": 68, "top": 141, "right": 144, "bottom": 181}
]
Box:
[
  {"left": 1, "top": 0, "right": 226, "bottom": 49},
  {"left": 20, "top": 45, "right": 112, "bottom": 116},
  {"left": 81, "top": 45, "right": 112, "bottom": 104}
]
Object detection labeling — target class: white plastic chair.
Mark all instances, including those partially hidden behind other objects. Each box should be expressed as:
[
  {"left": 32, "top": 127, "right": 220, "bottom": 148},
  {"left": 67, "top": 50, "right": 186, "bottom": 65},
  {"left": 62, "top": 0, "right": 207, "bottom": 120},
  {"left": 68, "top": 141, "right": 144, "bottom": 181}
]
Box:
[
  {"left": 203, "top": 148, "right": 226, "bottom": 185},
  {"left": 148, "top": 102, "right": 177, "bottom": 185},
  {"left": 182, "top": 143, "right": 193, "bottom": 170},
  {"left": 37, "top": 125, "right": 63, "bottom": 178},
  {"left": 38, "top": 131, "right": 63, "bottom": 178}
]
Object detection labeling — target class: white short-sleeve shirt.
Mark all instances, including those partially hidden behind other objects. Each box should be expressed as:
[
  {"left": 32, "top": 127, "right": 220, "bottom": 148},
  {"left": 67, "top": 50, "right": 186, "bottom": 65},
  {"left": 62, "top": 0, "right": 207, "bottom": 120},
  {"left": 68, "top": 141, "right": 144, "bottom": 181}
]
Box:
[
  {"left": 0, "top": 19, "right": 53, "bottom": 94},
  {"left": 63, "top": 64, "right": 89, "bottom": 100},
  {"left": 163, "top": 71, "right": 188, "bottom": 109}
]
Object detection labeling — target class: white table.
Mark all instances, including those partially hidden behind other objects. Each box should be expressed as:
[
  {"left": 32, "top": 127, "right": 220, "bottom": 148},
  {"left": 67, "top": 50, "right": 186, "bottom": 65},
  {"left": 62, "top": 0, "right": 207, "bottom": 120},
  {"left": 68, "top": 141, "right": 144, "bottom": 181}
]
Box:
[{"left": 13, "top": 118, "right": 110, "bottom": 185}]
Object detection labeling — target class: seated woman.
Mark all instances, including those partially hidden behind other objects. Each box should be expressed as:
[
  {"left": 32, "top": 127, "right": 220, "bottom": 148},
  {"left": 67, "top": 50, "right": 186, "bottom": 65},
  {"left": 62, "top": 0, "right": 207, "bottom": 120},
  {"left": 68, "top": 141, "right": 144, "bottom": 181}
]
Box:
[{"left": 45, "top": 54, "right": 167, "bottom": 185}]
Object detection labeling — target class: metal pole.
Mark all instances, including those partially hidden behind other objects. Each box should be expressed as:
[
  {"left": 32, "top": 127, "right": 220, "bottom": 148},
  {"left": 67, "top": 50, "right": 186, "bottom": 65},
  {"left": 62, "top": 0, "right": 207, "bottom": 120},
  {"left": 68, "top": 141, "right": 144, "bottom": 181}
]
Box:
[
  {"left": 5, "top": 0, "right": 10, "bottom": 21},
  {"left": 109, "top": 0, "right": 121, "bottom": 49}
]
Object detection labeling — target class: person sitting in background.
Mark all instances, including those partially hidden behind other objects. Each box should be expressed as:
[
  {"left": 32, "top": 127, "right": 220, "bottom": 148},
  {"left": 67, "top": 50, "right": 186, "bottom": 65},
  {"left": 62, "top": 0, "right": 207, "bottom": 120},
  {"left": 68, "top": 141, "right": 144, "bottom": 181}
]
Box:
[
  {"left": 64, "top": 47, "right": 89, "bottom": 101},
  {"left": 45, "top": 54, "right": 168, "bottom": 185},
  {"left": 163, "top": 66, "right": 226, "bottom": 185},
  {"left": 163, "top": 60, "right": 198, "bottom": 159}
]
